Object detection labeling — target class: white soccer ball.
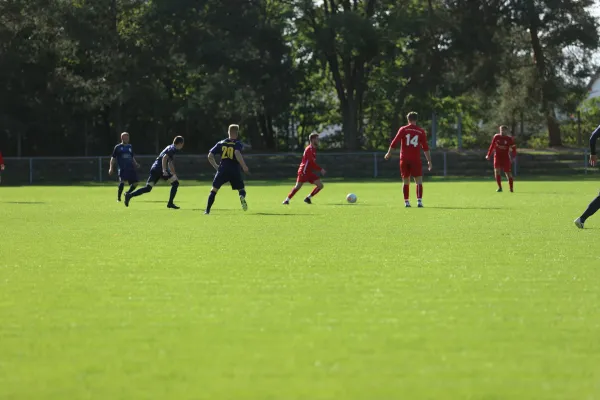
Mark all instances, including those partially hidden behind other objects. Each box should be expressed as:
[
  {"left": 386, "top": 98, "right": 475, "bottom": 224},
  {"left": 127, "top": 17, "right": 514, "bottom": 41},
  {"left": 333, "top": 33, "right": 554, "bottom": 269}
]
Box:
[{"left": 346, "top": 193, "right": 357, "bottom": 203}]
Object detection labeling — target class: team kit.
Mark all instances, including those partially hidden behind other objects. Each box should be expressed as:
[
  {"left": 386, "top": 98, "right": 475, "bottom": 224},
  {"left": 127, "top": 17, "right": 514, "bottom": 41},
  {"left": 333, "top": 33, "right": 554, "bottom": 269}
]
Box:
[{"left": 109, "top": 112, "right": 540, "bottom": 216}]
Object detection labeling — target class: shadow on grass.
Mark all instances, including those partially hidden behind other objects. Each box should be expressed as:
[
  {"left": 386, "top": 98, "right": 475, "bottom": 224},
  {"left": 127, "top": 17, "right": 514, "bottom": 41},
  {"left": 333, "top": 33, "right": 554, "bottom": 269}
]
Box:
[
  {"left": 2, "top": 201, "right": 46, "bottom": 204},
  {"left": 428, "top": 206, "right": 508, "bottom": 210}
]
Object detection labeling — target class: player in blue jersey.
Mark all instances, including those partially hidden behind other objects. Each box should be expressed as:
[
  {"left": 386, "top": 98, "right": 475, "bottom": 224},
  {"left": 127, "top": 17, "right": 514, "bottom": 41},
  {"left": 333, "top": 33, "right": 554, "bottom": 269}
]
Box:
[
  {"left": 575, "top": 126, "right": 600, "bottom": 228},
  {"left": 204, "top": 124, "right": 250, "bottom": 214},
  {"left": 125, "top": 136, "right": 184, "bottom": 209},
  {"left": 109, "top": 132, "right": 140, "bottom": 202}
]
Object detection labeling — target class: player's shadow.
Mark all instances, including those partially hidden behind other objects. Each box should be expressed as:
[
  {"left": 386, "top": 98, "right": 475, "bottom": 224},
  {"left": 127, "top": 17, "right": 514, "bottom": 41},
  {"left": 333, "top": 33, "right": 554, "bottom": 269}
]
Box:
[
  {"left": 2, "top": 201, "right": 45, "bottom": 204},
  {"left": 253, "top": 212, "right": 312, "bottom": 216}
]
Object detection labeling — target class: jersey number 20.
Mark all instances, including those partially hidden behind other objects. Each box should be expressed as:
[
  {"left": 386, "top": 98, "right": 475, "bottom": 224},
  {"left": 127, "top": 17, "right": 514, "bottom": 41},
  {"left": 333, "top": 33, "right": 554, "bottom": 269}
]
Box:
[
  {"left": 405, "top": 134, "right": 419, "bottom": 147},
  {"left": 222, "top": 146, "right": 234, "bottom": 159}
]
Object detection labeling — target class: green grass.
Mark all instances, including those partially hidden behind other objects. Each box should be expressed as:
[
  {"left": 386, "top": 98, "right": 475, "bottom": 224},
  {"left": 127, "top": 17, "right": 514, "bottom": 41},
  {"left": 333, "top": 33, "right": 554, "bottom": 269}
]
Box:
[{"left": 1, "top": 180, "right": 600, "bottom": 399}]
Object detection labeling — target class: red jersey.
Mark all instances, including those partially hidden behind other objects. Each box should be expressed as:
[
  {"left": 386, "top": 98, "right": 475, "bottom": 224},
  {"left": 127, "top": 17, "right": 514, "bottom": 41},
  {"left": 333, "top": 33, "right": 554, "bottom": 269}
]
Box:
[
  {"left": 390, "top": 124, "right": 429, "bottom": 160},
  {"left": 486, "top": 134, "right": 516, "bottom": 159},
  {"left": 0, "top": 151, "right": 3, "bottom": 165},
  {"left": 298, "top": 144, "right": 322, "bottom": 175}
]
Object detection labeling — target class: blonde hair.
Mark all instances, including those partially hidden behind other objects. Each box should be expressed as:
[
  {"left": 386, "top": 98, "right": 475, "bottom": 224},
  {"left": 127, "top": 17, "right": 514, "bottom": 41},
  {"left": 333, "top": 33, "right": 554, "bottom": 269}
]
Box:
[
  {"left": 228, "top": 124, "right": 240, "bottom": 135},
  {"left": 309, "top": 132, "right": 319, "bottom": 141}
]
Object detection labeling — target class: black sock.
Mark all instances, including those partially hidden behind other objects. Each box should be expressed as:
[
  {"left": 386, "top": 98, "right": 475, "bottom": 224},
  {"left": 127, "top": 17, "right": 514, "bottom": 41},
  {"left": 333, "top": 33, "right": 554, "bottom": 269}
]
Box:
[
  {"left": 127, "top": 184, "right": 137, "bottom": 194},
  {"left": 118, "top": 182, "right": 125, "bottom": 199},
  {"left": 131, "top": 185, "right": 152, "bottom": 197},
  {"left": 169, "top": 181, "right": 179, "bottom": 204},
  {"left": 580, "top": 195, "right": 600, "bottom": 222},
  {"left": 239, "top": 189, "right": 246, "bottom": 198},
  {"left": 206, "top": 191, "right": 217, "bottom": 212}
]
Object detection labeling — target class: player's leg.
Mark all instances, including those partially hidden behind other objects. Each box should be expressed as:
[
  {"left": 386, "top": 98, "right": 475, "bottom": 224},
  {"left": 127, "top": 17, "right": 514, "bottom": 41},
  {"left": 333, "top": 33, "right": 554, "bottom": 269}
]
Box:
[
  {"left": 117, "top": 179, "right": 125, "bottom": 202},
  {"left": 493, "top": 166, "right": 503, "bottom": 192},
  {"left": 167, "top": 175, "right": 180, "bottom": 209},
  {"left": 284, "top": 179, "right": 304, "bottom": 204},
  {"left": 305, "top": 179, "right": 323, "bottom": 204},
  {"left": 575, "top": 191, "right": 600, "bottom": 228},
  {"left": 400, "top": 160, "right": 411, "bottom": 206},
  {"left": 414, "top": 176, "right": 424, "bottom": 207},
  {"left": 231, "top": 173, "right": 247, "bottom": 211},
  {"left": 205, "top": 172, "right": 224, "bottom": 214},
  {"left": 504, "top": 160, "right": 514, "bottom": 192},
  {"left": 125, "top": 170, "right": 158, "bottom": 207},
  {"left": 126, "top": 171, "right": 139, "bottom": 195}
]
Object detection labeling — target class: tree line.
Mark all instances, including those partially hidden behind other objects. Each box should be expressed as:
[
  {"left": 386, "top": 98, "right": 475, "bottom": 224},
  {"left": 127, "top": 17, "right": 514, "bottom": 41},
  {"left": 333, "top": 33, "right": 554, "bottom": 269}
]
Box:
[{"left": 0, "top": 0, "right": 598, "bottom": 156}]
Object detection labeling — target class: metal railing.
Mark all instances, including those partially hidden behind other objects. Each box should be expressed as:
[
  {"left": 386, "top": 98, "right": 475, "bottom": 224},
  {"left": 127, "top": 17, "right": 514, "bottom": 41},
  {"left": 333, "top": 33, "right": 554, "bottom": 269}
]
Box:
[{"left": 0, "top": 150, "right": 591, "bottom": 185}]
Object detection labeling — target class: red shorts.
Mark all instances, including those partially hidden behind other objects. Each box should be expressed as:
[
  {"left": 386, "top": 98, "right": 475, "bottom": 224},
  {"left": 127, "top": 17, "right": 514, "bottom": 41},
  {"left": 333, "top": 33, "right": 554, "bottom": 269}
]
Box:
[
  {"left": 297, "top": 172, "right": 320, "bottom": 184},
  {"left": 400, "top": 159, "right": 423, "bottom": 178},
  {"left": 494, "top": 158, "right": 511, "bottom": 172}
]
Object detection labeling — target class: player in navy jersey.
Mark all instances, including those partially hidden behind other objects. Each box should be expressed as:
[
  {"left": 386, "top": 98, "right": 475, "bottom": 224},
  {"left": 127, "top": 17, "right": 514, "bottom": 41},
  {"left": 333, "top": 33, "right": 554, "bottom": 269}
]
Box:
[
  {"left": 109, "top": 132, "right": 140, "bottom": 202},
  {"left": 204, "top": 124, "right": 250, "bottom": 214},
  {"left": 125, "top": 136, "right": 184, "bottom": 209},
  {"left": 575, "top": 126, "right": 600, "bottom": 228}
]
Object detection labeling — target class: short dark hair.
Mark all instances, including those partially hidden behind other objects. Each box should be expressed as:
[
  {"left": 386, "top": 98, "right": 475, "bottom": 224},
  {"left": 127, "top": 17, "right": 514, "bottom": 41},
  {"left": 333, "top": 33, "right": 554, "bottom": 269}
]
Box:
[
  {"left": 407, "top": 112, "right": 418, "bottom": 122},
  {"left": 173, "top": 136, "right": 184, "bottom": 145},
  {"left": 499, "top": 125, "right": 508, "bottom": 130},
  {"left": 309, "top": 132, "right": 319, "bottom": 141}
]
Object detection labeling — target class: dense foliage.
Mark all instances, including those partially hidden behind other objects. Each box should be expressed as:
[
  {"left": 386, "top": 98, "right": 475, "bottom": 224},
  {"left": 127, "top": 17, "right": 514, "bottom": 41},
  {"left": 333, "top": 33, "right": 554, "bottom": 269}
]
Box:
[{"left": 1, "top": 0, "right": 598, "bottom": 155}]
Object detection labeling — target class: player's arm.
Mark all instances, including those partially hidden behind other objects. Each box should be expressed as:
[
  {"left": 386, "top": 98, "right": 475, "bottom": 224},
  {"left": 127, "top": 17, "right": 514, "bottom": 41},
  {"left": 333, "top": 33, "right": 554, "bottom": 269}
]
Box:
[
  {"left": 207, "top": 152, "right": 219, "bottom": 171},
  {"left": 168, "top": 160, "right": 177, "bottom": 176},
  {"left": 108, "top": 147, "right": 117, "bottom": 175},
  {"left": 589, "top": 125, "right": 600, "bottom": 166},
  {"left": 385, "top": 130, "right": 402, "bottom": 160},
  {"left": 486, "top": 136, "right": 497, "bottom": 160},
  {"left": 0, "top": 152, "right": 4, "bottom": 170},
  {"left": 161, "top": 154, "right": 170, "bottom": 175},
  {"left": 234, "top": 150, "right": 249, "bottom": 174},
  {"left": 510, "top": 141, "right": 517, "bottom": 159},
  {"left": 421, "top": 132, "right": 432, "bottom": 170}
]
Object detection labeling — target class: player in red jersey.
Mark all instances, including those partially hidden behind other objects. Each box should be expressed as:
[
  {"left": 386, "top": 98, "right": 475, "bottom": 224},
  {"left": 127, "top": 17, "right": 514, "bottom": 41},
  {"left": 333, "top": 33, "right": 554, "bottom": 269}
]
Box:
[
  {"left": 0, "top": 150, "right": 4, "bottom": 184},
  {"left": 385, "top": 112, "right": 432, "bottom": 207},
  {"left": 283, "top": 132, "right": 326, "bottom": 205},
  {"left": 486, "top": 125, "right": 516, "bottom": 192}
]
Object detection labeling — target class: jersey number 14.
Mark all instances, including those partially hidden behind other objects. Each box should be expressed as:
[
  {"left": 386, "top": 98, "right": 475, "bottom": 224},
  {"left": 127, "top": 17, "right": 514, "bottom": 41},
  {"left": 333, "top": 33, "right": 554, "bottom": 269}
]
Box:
[
  {"left": 405, "top": 134, "right": 419, "bottom": 147},
  {"left": 222, "top": 146, "right": 234, "bottom": 159}
]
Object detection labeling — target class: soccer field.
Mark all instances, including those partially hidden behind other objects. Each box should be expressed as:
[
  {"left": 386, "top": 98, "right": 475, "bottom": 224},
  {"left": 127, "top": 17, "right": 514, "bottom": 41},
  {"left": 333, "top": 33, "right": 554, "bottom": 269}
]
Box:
[{"left": 1, "top": 181, "right": 599, "bottom": 399}]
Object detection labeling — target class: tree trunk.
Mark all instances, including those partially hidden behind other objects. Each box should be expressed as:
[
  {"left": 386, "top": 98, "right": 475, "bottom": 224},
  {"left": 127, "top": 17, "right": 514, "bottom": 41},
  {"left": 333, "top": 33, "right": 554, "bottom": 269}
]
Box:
[
  {"left": 526, "top": 0, "right": 562, "bottom": 146},
  {"left": 343, "top": 97, "right": 359, "bottom": 150},
  {"left": 546, "top": 112, "right": 562, "bottom": 147}
]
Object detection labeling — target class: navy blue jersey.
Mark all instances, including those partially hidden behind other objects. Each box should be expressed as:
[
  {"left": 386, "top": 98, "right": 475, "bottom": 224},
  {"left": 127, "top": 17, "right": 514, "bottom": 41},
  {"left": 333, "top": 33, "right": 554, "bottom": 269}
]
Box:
[
  {"left": 210, "top": 139, "right": 243, "bottom": 170},
  {"left": 112, "top": 144, "right": 135, "bottom": 171},
  {"left": 590, "top": 125, "right": 600, "bottom": 155},
  {"left": 151, "top": 144, "right": 178, "bottom": 171}
]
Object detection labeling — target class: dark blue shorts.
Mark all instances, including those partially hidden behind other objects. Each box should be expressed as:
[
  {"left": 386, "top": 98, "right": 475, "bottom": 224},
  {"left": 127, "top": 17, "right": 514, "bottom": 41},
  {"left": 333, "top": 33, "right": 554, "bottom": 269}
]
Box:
[
  {"left": 146, "top": 168, "right": 173, "bottom": 186},
  {"left": 212, "top": 168, "right": 244, "bottom": 190},
  {"left": 119, "top": 169, "right": 139, "bottom": 184}
]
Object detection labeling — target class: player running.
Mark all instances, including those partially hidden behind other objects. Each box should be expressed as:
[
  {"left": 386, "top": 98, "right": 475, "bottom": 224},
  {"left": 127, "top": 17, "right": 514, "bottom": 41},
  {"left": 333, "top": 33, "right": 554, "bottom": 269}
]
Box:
[
  {"left": 574, "top": 125, "right": 600, "bottom": 229},
  {"left": 124, "top": 136, "right": 184, "bottom": 209},
  {"left": 486, "top": 125, "right": 516, "bottom": 192},
  {"left": 283, "top": 132, "right": 326, "bottom": 205},
  {"left": 0, "top": 150, "right": 4, "bottom": 184},
  {"left": 204, "top": 124, "right": 250, "bottom": 215},
  {"left": 108, "top": 132, "right": 140, "bottom": 202},
  {"left": 384, "top": 112, "right": 432, "bottom": 208}
]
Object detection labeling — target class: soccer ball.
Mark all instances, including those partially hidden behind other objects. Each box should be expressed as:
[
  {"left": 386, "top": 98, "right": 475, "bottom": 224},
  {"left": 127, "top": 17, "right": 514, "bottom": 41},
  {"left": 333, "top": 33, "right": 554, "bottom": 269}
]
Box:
[{"left": 346, "top": 193, "right": 357, "bottom": 203}]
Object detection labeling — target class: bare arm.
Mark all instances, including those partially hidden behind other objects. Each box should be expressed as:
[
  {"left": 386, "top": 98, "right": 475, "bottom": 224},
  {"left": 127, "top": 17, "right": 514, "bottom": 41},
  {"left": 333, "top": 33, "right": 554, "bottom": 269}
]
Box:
[
  {"left": 168, "top": 160, "right": 176, "bottom": 176},
  {"left": 108, "top": 157, "right": 116, "bottom": 175},
  {"left": 234, "top": 150, "right": 249, "bottom": 173},
  {"left": 162, "top": 156, "right": 169, "bottom": 174},
  {"left": 133, "top": 157, "right": 140, "bottom": 168},
  {"left": 424, "top": 150, "right": 432, "bottom": 170},
  {"left": 208, "top": 153, "right": 219, "bottom": 171}
]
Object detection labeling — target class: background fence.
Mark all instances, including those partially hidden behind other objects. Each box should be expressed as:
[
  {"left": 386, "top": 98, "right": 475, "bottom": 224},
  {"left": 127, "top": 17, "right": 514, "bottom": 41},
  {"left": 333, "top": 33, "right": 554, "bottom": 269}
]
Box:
[{"left": 0, "top": 150, "right": 595, "bottom": 185}]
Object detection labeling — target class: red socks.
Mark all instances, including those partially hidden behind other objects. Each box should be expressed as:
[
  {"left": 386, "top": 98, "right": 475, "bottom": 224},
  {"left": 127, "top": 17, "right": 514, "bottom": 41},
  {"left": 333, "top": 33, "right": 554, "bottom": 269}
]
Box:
[
  {"left": 403, "top": 184, "right": 409, "bottom": 201},
  {"left": 509, "top": 177, "right": 514, "bottom": 191},
  {"left": 495, "top": 175, "right": 502, "bottom": 189},
  {"left": 309, "top": 186, "right": 322, "bottom": 197},
  {"left": 287, "top": 187, "right": 300, "bottom": 199},
  {"left": 416, "top": 184, "right": 423, "bottom": 200}
]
